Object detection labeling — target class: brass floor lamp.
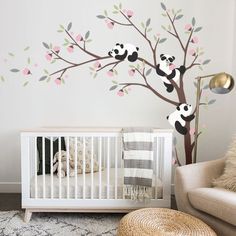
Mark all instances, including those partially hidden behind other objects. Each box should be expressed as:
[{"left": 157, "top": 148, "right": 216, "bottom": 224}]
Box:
[{"left": 193, "top": 72, "right": 234, "bottom": 163}]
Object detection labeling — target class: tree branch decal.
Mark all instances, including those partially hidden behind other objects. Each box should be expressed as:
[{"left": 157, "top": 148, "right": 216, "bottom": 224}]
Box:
[{"left": 5, "top": 2, "right": 216, "bottom": 165}]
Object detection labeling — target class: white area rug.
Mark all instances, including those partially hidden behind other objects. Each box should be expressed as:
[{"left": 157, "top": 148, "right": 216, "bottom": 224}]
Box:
[{"left": 0, "top": 211, "right": 123, "bottom": 235}]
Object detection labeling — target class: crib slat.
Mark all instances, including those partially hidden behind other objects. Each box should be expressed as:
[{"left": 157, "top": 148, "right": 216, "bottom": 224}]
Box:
[
  {"left": 66, "top": 137, "right": 70, "bottom": 199},
  {"left": 42, "top": 137, "right": 46, "bottom": 199},
  {"left": 107, "top": 137, "right": 110, "bottom": 199},
  {"left": 74, "top": 137, "right": 78, "bottom": 199},
  {"left": 155, "top": 137, "right": 158, "bottom": 199},
  {"left": 83, "top": 137, "right": 86, "bottom": 199},
  {"left": 50, "top": 137, "right": 53, "bottom": 199},
  {"left": 59, "top": 137, "right": 62, "bottom": 199},
  {"left": 99, "top": 137, "right": 102, "bottom": 199},
  {"left": 115, "top": 137, "right": 118, "bottom": 199},
  {"left": 34, "top": 137, "right": 38, "bottom": 199},
  {"left": 91, "top": 136, "right": 94, "bottom": 199}
]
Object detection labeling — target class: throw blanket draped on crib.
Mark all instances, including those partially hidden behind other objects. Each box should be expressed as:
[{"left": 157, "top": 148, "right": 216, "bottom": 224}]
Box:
[{"left": 122, "top": 127, "right": 153, "bottom": 201}]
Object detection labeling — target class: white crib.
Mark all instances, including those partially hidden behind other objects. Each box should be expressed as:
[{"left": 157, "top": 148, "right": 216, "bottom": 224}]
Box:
[{"left": 21, "top": 128, "right": 173, "bottom": 222}]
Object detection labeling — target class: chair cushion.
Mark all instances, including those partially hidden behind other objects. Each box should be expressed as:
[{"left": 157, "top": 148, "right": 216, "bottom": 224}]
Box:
[{"left": 188, "top": 187, "right": 236, "bottom": 226}]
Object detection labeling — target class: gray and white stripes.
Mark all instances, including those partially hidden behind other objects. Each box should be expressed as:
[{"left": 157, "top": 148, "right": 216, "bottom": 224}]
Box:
[{"left": 122, "top": 127, "right": 153, "bottom": 200}]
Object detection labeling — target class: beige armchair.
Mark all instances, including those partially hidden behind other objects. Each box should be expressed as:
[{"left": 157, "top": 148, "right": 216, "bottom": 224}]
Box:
[{"left": 175, "top": 158, "right": 236, "bottom": 236}]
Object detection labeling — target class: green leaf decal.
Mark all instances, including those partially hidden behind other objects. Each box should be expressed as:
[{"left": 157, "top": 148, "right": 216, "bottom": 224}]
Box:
[
  {"left": 8, "top": 52, "right": 15, "bottom": 57},
  {"left": 208, "top": 99, "right": 216, "bottom": 105},
  {"left": 97, "top": 15, "right": 106, "bottom": 19},
  {"left": 85, "top": 31, "right": 90, "bottom": 39},
  {"left": 109, "top": 85, "right": 118, "bottom": 91},
  {"left": 202, "top": 59, "right": 211, "bottom": 65},
  {"left": 192, "top": 17, "right": 196, "bottom": 26},
  {"left": 39, "top": 76, "right": 48, "bottom": 81},
  {"left": 145, "top": 68, "right": 152, "bottom": 76},
  {"left": 159, "top": 38, "right": 167, "bottom": 43},
  {"left": 175, "top": 14, "right": 183, "bottom": 20},
  {"left": 161, "top": 2, "right": 166, "bottom": 11},
  {"left": 0, "top": 76, "right": 5, "bottom": 82},
  {"left": 112, "top": 80, "right": 118, "bottom": 84},
  {"left": 146, "top": 18, "right": 151, "bottom": 27},
  {"left": 10, "top": 69, "right": 20, "bottom": 72},
  {"left": 194, "top": 27, "right": 202, "bottom": 32},
  {"left": 203, "top": 84, "right": 209, "bottom": 89},
  {"left": 23, "top": 81, "right": 29, "bottom": 87},
  {"left": 67, "top": 22, "right": 72, "bottom": 31},
  {"left": 42, "top": 42, "right": 50, "bottom": 49},
  {"left": 27, "top": 57, "right": 31, "bottom": 64},
  {"left": 24, "top": 46, "right": 30, "bottom": 51}
]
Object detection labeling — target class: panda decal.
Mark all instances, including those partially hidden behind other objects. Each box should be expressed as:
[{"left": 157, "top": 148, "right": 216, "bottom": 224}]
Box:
[
  {"left": 156, "top": 54, "right": 186, "bottom": 93},
  {"left": 167, "top": 103, "right": 195, "bottom": 135},
  {"left": 108, "top": 43, "right": 139, "bottom": 62}
]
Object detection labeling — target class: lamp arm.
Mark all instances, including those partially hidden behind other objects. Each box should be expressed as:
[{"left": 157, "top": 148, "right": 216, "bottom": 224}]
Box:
[{"left": 193, "top": 77, "right": 203, "bottom": 163}]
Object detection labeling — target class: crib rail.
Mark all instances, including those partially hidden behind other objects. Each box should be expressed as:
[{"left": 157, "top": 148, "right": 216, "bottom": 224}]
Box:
[{"left": 21, "top": 128, "right": 172, "bottom": 211}]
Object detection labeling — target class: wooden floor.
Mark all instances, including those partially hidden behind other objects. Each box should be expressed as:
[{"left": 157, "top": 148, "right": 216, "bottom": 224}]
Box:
[{"left": 0, "top": 193, "right": 177, "bottom": 211}]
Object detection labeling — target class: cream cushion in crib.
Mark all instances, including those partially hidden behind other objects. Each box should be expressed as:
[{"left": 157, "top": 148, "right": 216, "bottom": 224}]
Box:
[{"left": 67, "top": 137, "right": 100, "bottom": 174}]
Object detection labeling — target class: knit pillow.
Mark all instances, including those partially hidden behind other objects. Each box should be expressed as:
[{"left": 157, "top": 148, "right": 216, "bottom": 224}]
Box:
[
  {"left": 212, "top": 137, "right": 236, "bottom": 192},
  {"left": 66, "top": 137, "right": 100, "bottom": 173}
]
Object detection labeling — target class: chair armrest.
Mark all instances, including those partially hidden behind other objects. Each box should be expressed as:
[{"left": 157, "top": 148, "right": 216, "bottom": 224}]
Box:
[{"left": 174, "top": 158, "right": 225, "bottom": 212}]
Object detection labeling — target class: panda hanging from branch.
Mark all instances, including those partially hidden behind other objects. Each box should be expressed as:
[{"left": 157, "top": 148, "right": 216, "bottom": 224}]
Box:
[
  {"left": 167, "top": 103, "right": 195, "bottom": 135},
  {"left": 156, "top": 53, "right": 186, "bottom": 93}
]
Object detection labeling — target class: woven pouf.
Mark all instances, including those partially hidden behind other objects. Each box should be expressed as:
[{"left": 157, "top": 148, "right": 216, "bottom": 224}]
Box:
[{"left": 117, "top": 208, "right": 216, "bottom": 236}]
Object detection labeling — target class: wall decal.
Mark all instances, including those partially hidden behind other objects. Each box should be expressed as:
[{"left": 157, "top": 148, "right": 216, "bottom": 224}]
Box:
[
  {"left": 156, "top": 53, "right": 186, "bottom": 93},
  {"left": 2, "top": 2, "right": 218, "bottom": 165}
]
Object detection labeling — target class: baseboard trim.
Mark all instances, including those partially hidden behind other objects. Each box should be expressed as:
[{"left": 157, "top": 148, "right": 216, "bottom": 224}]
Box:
[
  {"left": 0, "top": 182, "right": 21, "bottom": 193},
  {"left": 0, "top": 182, "right": 175, "bottom": 195}
]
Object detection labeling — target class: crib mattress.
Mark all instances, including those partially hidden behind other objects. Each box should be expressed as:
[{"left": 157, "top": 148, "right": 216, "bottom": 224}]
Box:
[{"left": 30, "top": 168, "right": 163, "bottom": 199}]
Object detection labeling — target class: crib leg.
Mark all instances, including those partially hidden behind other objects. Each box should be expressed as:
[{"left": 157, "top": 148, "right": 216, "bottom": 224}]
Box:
[{"left": 24, "top": 209, "right": 32, "bottom": 223}]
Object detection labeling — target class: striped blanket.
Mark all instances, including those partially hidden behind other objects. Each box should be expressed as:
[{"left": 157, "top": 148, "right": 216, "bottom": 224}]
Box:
[{"left": 122, "top": 127, "right": 153, "bottom": 201}]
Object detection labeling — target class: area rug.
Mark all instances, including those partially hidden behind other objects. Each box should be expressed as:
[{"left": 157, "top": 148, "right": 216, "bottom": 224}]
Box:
[{"left": 0, "top": 211, "right": 124, "bottom": 235}]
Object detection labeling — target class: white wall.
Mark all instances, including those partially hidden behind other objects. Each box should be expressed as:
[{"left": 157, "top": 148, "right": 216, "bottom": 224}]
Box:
[{"left": 0, "top": 0, "right": 236, "bottom": 192}]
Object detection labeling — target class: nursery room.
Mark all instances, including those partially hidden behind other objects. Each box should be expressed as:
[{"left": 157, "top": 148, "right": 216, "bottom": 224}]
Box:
[{"left": 0, "top": 0, "right": 236, "bottom": 235}]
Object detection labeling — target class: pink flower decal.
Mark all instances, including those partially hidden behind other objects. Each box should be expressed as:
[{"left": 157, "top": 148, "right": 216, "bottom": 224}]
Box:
[
  {"left": 53, "top": 46, "right": 60, "bottom": 53},
  {"left": 67, "top": 45, "right": 74, "bottom": 53},
  {"left": 128, "top": 69, "right": 135, "bottom": 76},
  {"left": 185, "top": 24, "right": 192, "bottom": 31},
  {"left": 188, "top": 48, "right": 197, "bottom": 56},
  {"left": 55, "top": 78, "right": 61, "bottom": 85},
  {"left": 191, "top": 36, "right": 199, "bottom": 44},
  {"left": 45, "top": 52, "right": 52, "bottom": 61},
  {"left": 169, "top": 64, "right": 176, "bottom": 70},
  {"left": 107, "top": 69, "right": 114, "bottom": 77},
  {"left": 105, "top": 20, "right": 114, "bottom": 29},
  {"left": 76, "top": 34, "right": 83, "bottom": 42},
  {"left": 189, "top": 128, "right": 195, "bottom": 136},
  {"left": 22, "top": 68, "right": 31, "bottom": 75},
  {"left": 117, "top": 90, "right": 124, "bottom": 97},
  {"left": 156, "top": 33, "right": 161, "bottom": 37},
  {"left": 126, "top": 10, "right": 134, "bottom": 18},
  {"left": 93, "top": 61, "right": 101, "bottom": 69}
]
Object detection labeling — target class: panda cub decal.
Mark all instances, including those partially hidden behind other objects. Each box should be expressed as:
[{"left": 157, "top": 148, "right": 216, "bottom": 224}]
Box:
[
  {"left": 156, "top": 54, "right": 186, "bottom": 93},
  {"left": 108, "top": 43, "right": 139, "bottom": 62},
  {"left": 167, "top": 103, "right": 195, "bottom": 135}
]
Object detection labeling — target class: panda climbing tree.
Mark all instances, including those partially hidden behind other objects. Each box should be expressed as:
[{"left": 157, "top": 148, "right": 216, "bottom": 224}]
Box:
[{"left": 23, "top": 2, "right": 212, "bottom": 165}]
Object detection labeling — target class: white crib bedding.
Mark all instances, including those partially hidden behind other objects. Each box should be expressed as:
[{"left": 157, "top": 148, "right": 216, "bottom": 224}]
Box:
[{"left": 30, "top": 168, "right": 163, "bottom": 199}]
